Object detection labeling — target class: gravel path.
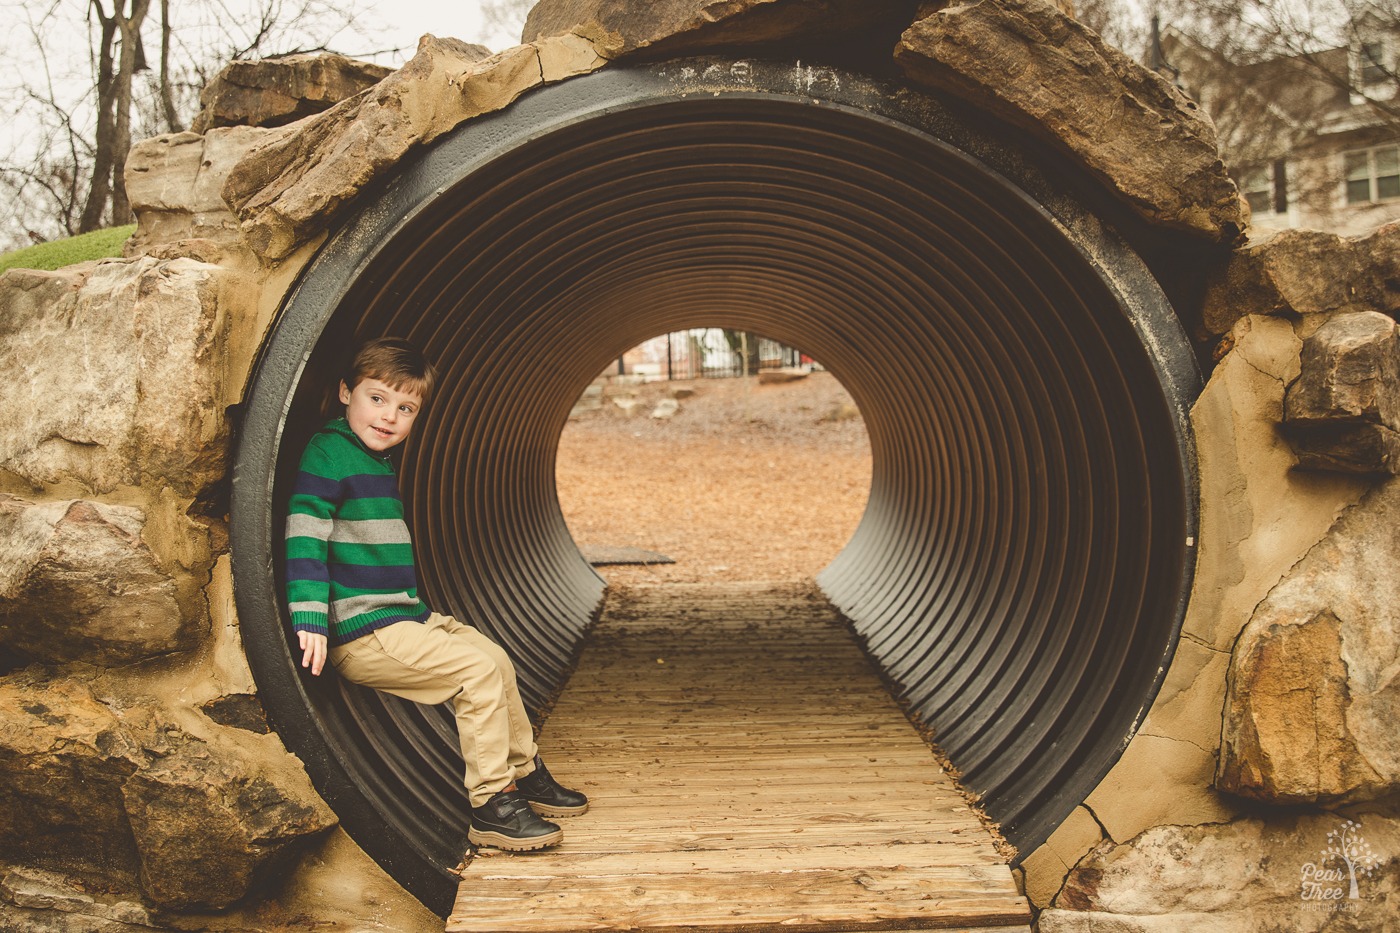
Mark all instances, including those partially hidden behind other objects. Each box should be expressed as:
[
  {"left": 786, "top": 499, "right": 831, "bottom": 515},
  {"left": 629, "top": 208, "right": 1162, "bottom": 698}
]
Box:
[{"left": 555, "top": 371, "right": 872, "bottom": 585}]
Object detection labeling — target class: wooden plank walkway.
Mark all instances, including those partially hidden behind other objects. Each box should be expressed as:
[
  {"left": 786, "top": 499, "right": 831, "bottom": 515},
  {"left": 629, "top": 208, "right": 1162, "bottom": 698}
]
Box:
[{"left": 448, "top": 582, "right": 1030, "bottom": 933}]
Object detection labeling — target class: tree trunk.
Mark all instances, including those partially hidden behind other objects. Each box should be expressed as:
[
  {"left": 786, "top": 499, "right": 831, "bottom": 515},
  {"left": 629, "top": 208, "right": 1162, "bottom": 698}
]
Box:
[
  {"left": 158, "top": 0, "right": 181, "bottom": 133},
  {"left": 79, "top": 4, "right": 119, "bottom": 232},
  {"left": 110, "top": 0, "right": 152, "bottom": 225},
  {"left": 78, "top": 0, "right": 151, "bottom": 232}
]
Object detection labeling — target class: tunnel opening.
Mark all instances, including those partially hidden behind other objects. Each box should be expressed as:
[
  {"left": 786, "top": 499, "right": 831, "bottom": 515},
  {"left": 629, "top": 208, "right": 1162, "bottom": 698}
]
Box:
[
  {"left": 557, "top": 334, "right": 871, "bottom": 586},
  {"left": 231, "top": 60, "right": 1200, "bottom": 915}
]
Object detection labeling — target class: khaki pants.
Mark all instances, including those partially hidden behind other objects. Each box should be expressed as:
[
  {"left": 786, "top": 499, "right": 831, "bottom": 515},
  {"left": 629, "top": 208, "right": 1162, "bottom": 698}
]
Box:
[{"left": 329, "top": 613, "right": 539, "bottom": 806}]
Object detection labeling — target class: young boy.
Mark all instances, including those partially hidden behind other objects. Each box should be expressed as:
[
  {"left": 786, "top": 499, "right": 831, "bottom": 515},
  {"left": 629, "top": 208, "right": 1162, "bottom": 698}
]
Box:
[{"left": 285, "top": 336, "right": 586, "bottom": 852}]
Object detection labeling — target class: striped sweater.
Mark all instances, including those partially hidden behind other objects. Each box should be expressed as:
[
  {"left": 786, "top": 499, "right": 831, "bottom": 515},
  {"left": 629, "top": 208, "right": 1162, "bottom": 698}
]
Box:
[{"left": 285, "top": 416, "right": 431, "bottom": 644}]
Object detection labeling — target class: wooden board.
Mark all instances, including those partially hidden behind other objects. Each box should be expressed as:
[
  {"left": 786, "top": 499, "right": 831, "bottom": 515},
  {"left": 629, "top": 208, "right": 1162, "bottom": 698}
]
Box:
[{"left": 448, "top": 583, "right": 1030, "bottom": 933}]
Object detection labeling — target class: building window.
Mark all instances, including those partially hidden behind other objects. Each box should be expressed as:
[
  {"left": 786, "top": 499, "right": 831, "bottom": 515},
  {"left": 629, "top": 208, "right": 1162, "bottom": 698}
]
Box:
[
  {"left": 1348, "top": 31, "right": 1393, "bottom": 103},
  {"left": 1359, "top": 40, "right": 1386, "bottom": 85},
  {"left": 1241, "top": 166, "right": 1272, "bottom": 215},
  {"left": 1239, "top": 161, "right": 1288, "bottom": 216},
  {"left": 1345, "top": 145, "right": 1400, "bottom": 205},
  {"left": 1355, "top": 36, "right": 1394, "bottom": 87}
]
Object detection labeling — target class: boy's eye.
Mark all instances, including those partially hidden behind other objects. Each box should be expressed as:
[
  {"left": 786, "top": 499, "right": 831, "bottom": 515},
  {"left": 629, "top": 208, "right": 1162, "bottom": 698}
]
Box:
[
  {"left": 399, "top": 405, "right": 416, "bottom": 415},
  {"left": 370, "top": 395, "right": 384, "bottom": 404}
]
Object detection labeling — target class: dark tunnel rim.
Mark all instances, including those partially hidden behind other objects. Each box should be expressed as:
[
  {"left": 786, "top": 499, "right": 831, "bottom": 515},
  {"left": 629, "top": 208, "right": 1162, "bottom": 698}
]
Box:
[{"left": 230, "top": 60, "right": 1201, "bottom": 915}]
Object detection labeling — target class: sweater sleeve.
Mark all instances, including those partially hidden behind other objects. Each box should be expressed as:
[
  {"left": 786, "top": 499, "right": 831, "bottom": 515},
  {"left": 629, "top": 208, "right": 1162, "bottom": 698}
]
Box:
[{"left": 285, "top": 437, "right": 341, "bottom": 638}]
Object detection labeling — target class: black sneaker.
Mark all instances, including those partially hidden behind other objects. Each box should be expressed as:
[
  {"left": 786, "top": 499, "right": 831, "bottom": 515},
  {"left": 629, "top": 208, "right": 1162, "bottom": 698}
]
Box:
[
  {"left": 467, "top": 790, "right": 563, "bottom": 852},
  {"left": 516, "top": 755, "right": 590, "bottom": 817}
]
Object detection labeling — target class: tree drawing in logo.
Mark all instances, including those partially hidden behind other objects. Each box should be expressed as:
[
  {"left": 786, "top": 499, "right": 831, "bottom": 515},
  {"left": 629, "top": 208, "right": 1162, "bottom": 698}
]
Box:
[{"left": 1326, "top": 819, "right": 1379, "bottom": 899}]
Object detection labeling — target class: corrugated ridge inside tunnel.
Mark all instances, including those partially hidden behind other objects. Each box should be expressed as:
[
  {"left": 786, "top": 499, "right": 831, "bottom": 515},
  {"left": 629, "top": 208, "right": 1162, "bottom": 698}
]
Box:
[{"left": 233, "top": 64, "right": 1197, "bottom": 915}]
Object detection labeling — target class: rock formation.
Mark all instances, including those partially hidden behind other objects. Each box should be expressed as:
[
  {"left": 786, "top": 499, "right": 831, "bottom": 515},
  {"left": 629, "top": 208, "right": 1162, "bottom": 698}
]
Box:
[
  {"left": 0, "top": 675, "right": 335, "bottom": 911},
  {"left": 1284, "top": 312, "right": 1400, "bottom": 474},
  {"left": 223, "top": 34, "right": 606, "bottom": 260},
  {"left": 214, "top": 0, "right": 1247, "bottom": 266},
  {"left": 0, "top": 258, "right": 242, "bottom": 499},
  {"left": 124, "top": 126, "right": 276, "bottom": 258},
  {"left": 191, "top": 52, "right": 393, "bottom": 132},
  {"left": 0, "top": 496, "right": 196, "bottom": 667},
  {"left": 1038, "top": 814, "right": 1400, "bottom": 931},
  {"left": 894, "top": 0, "right": 1243, "bottom": 242},
  {"left": 1218, "top": 477, "right": 1400, "bottom": 804},
  {"left": 1201, "top": 223, "right": 1400, "bottom": 337}
]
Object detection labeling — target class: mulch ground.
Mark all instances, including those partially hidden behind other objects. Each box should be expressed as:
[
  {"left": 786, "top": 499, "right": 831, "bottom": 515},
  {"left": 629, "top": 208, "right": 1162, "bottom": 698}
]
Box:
[{"left": 555, "top": 370, "right": 872, "bottom": 585}]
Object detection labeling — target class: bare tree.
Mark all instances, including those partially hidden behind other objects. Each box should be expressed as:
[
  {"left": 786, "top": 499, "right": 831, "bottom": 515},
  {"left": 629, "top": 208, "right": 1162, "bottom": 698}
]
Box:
[
  {"left": 1, "top": 0, "right": 376, "bottom": 249},
  {"left": 1080, "top": 0, "right": 1400, "bottom": 229},
  {"left": 80, "top": 0, "right": 152, "bottom": 231},
  {"left": 1159, "top": 0, "right": 1399, "bottom": 131}
]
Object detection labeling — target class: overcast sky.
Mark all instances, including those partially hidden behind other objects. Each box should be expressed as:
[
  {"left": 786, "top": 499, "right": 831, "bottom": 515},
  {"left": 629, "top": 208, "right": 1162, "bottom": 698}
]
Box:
[{"left": 348, "top": 0, "right": 526, "bottom": 63}]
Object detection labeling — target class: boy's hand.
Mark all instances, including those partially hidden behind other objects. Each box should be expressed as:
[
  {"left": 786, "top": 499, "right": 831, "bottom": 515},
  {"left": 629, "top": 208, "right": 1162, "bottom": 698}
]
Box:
[{"left": 298, "top": 631, "right": 328, "bottom": 676}]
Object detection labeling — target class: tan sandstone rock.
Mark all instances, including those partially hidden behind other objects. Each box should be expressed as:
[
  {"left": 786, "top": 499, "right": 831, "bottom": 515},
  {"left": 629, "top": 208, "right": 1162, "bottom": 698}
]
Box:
[
  {"left": 0, "top": 258, "right": 242, "bottom": 499},
  {"left": 0, "top": 866, "right": 155, "bottom": 932},
  {"left": 894, "top": 0, "right": 1243, "bottom": 243},
  {"left": 1217, "top": 478, "right": 1400, "bottom": 805},
  {"left": 0, "top": 676, "right": 145, "bottom": 888},
  {"left": 522, "top": 0, "right": 915, "bottom": 59},
  {"left": 1039, "top": 813, "right": 1400, "bottom": 932},
  {"left": 224, "top": 34, "right": 606, "bottom": 261},
  {"left": 1020, "top": 316, "right": 1369, "bottom": 902},
  {"left": 191, "top": 52, "right": 394, "bottom": 133},
  {"left": 1283, "top": 312, "right": 1400, "bottom": 474},
  {"left": 0, "top": 495, "right": 198, "bottom": 667},
  {"left": 121, "top": 734, "right": 336, "bottom": 910},
  {"left": 1201, "top": 224, "right": 1400, "bottom": 337},
  {"left": 1183, "top": 315, "right": 1367, "bottom": 654},
  {"left": 124, "top": 126, "right": 276, "bottom": 257},
  {"left": 0, "top": 674, "right": 336, "bottom": 911},
  {"left": 1019, "top": 805, "right": 1104, "bottom": 909}
]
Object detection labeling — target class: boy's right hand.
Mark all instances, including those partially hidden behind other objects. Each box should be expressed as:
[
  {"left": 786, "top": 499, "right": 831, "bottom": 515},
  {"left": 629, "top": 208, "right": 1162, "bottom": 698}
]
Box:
[{"left": 298, "top": 631, "right": 328, "bottom": 676}]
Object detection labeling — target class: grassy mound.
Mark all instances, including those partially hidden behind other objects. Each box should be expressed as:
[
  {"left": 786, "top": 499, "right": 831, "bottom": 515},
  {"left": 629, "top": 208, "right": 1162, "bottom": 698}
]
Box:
[{"left": 0, "top": 224, "right": 136, "bottom": 274}]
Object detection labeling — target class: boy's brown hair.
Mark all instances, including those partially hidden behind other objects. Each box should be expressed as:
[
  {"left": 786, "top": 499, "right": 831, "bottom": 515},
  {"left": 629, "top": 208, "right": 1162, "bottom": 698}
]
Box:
[{"left": 342, "top": 337, "right": 438, "bottom": 408}]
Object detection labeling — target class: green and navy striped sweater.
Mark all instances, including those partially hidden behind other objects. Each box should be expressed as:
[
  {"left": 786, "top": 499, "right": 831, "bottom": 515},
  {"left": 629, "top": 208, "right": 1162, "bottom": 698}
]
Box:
[{"left": 285, "top": 416, "right": 431, "bottom": 645}]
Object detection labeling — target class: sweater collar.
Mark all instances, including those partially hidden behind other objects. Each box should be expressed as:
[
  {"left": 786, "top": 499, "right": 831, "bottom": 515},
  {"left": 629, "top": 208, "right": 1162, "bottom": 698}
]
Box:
[{"left": 327, "top": 415, "right": 393, "bottom": 463}]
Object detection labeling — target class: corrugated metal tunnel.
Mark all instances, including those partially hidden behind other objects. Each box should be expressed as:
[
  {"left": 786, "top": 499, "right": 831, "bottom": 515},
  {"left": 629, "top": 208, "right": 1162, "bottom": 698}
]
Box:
[{"left": 231, "top": 61, "right": 1200, "bottom": 914}]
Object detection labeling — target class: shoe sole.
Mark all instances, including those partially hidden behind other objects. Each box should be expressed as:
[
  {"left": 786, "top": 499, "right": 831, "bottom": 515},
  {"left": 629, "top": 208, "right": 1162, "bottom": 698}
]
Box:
[
  {"left": 467, "top": 826, "right": 564, "bottom": 852},
  {"left": 528, "top": 800, "right": 590, "bottom": 817}
]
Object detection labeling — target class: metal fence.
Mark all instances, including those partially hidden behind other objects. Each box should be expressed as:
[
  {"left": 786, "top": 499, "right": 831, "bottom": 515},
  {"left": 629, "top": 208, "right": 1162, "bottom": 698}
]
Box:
[{"left": 619, "top": 329, "right": 811, "bottom": 381}]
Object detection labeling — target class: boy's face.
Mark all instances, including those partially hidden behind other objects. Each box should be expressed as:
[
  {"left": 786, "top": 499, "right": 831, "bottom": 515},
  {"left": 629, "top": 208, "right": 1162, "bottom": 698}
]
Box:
[{"left": 339, "top": 378, "right": 423, "bottom": 453}]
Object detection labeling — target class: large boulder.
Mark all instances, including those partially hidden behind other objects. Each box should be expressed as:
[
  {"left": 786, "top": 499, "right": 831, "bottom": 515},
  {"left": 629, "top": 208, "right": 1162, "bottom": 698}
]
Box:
[
  {"left": 224, "top": 33, "right": 606, "bottom": 261},
  {"left": 522, "top": 0, "right": 916, "bottom": 59},
  {"left": 121, "top": 736, "right": 335, "bottom": 910},
  {"left": 1217, "top": 478, "right": 1400, "bottom": 804},
  {"left": 1200, "top": 224, "right": 1400, "bottom": 337},
  {"left": 0, "top": 677, "right": 144, "bottom": 889},
  {"left": 1039, "top": 814, "right": 1400, "bottom": 932},
  {"left": 0, "top": 675, "right": 336, "bottom": 911},
  {"left": 191, "top": 52, "right": 393, "bottom": 133},
  {"left": 0, "top": 495, "right": 198, "bottom": 667},
  {"left": 893, "top": 0, "right": 1243, "bottom": 243},
  {"left": 0, "top": 257, "right": 240, "bottom": 499},
  {"left": 1283, "top": 312, "right": 1400, "bottom": 474},
  {"left": 124, "top": 126, "right": 276, "bottom": 257}
]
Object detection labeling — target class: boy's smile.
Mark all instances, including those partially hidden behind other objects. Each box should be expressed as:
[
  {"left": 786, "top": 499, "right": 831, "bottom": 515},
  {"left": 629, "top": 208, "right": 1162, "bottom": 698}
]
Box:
[{"left": 339, "top": 378, "right": 423, "bottom": 452}]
